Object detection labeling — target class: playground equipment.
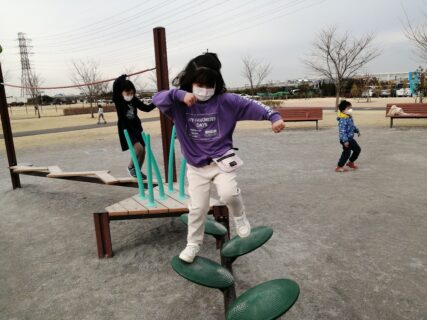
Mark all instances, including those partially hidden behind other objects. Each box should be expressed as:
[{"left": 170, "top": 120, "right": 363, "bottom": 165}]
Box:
[
  {"left": 172, "top": 214, "right": 300, "bottom": 319},
  {"left": 0, "top": 27, "right": 175, "bottom": 191},
  {"left": 9, "top": 164, "right": 155, "bottom": 187},
  {"left": 1, "top": 28, "right": 299, "bottom": 318},
  {"left": 93, "top": 126, "right": 229, "bottom": 258},
  {"left": 0, "top": 27, "right": 231, "bottom": 259}
]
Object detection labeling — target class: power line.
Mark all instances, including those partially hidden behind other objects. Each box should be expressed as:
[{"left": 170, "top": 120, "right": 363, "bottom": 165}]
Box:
[
  {"left": 28, "top": 0, "right": 207, "bottom": 55},
  {"left": 32, "top": 1, "right": 150, "bottom": 40},
  {"left": 32, "top": 0, "right": 175, "bottom": 47},
  {"left": 0, "top": 67, "right": 155, "bottom": 90}
]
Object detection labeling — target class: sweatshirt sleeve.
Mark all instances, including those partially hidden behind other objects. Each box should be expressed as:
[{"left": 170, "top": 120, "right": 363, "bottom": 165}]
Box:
[
  {"left": 353, "top": 123, "right": 360, "bottom": 133},
  {"left": 229, "top": 94, "right": 282, "bottom": 123},
  {"left": 152, "top": 89, "right": 187, "bottom": 119},
  {"left": 133, "top": 98, "right": 156, "bottom": 112}
]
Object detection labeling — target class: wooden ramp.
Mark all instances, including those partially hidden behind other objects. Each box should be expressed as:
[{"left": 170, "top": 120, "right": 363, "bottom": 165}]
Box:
[
  {"left": 105, "top": 183, "right": 220, "bottom": 217},
  {"left": 95, "top": 183, "right": 228, "bottom": 258},
  {"left": 10, "top": 165, "right": 160, "bottom": 187}
]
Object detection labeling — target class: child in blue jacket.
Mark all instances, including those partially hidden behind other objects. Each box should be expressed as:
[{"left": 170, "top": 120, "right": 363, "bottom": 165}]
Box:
[{"left": 336, "top": 100, "right": 361, "bottom": 172}]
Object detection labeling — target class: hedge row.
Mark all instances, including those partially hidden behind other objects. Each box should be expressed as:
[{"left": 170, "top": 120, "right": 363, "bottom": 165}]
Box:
[
  {"left": 261, "top": 100, "right": 283, "bottom": 107},
  {"left": 63, "top": 104, "right": 116, "bottom": 116}
]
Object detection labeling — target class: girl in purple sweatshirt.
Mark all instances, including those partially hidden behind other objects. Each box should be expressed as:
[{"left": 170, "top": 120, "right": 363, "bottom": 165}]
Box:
[{"left": 153, "top": 53, "right": 285, "bottom": 263}]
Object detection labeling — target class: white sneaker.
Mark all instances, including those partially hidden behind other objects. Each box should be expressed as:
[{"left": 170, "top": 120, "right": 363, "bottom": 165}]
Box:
[
  {"left": 234, "top": 213, "right": 251, "bottom": 238},
  {"left": 179, "top": 244, "right": 200, "bottom": 263}
]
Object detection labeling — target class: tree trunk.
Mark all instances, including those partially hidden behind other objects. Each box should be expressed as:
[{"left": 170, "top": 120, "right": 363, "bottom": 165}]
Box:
[
  {"left": 334, "top": 83, "right": 340, "bottom": 112},
  {"left": 250, "top": 80, "right": 254, "bottom": 96},
  {"left": 89, "top": 93, "right": 94, "bottom": 118}
]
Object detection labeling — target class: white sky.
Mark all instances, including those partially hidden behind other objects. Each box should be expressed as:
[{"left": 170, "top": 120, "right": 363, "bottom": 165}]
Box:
[{"left": 0, "top": 0, "right": 426, "bottom": 96}]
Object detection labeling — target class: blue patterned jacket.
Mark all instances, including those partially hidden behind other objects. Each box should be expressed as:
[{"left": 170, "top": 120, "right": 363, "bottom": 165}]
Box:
[{"left": 337, "top": 112, "right": 359, "bottom": 142}]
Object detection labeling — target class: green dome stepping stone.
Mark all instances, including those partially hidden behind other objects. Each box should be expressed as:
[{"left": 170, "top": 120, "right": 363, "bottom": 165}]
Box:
[
  {"left": 226, "top": 279, "right": 300, "bottom": 320},
  {"left": 171, "top": 255, "right": 234, "bottom": 290},
  {"left": 179, "top": 214, "right": 228, "bottom": 237},
  {"left": 221, "top": 226, "right": 273, "bottom": 259}
]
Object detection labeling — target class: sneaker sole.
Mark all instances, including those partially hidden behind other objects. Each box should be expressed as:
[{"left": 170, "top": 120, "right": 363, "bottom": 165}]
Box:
[
  {"left": 237, "top": 230, "right": 251, "bottom": 238},
  {"left": 179, "top": 253, "right": 196, "bottom": 263}
]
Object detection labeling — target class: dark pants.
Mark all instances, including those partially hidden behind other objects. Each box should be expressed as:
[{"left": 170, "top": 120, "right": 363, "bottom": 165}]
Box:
[{"left": 338, "top": 139, "right": 361, "bottom": 167}]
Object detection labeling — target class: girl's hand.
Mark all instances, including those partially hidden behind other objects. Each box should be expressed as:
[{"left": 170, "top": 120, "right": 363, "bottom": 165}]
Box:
[
  {"left": 272, "top": 119, "right": 285, "bottom": 133},
  {"left": 183, "top": 92, "right": 197, "bottom": 107}
]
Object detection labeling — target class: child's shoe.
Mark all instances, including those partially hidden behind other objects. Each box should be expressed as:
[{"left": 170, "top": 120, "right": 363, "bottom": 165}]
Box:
[
  {"left": 335, "top": 166, "right": 347, "bottom": 172},
  {"left": 234, "top": 213, "right": 251, "bottom": 238},
  {"left": 127, "top": 166, "right": 137, "bottom": 178},
  {"left": 346, "top": 162, "right": 358, "bottom": 169},
  {"left": 127, "top": 167, "right": 147, "bottom": 179},
  {"left": 179, "top": 243, "right": 200, "bottom": 263},
  {"left": 140, "top": 171, "right": 147, "bottom": 180}
]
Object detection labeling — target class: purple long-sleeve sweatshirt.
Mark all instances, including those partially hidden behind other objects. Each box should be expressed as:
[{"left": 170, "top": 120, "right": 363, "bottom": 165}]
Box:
[{"left": 152, "top": 89, "right": 282, "bottom": 167}]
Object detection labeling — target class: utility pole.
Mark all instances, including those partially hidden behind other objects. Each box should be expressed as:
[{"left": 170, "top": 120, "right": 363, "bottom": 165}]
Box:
[
  {"left": 18, "top": 32, "right": 41, "bottom": 117},
  {"left": 17, "top": 32, "right": 32, "bottom": 97}
]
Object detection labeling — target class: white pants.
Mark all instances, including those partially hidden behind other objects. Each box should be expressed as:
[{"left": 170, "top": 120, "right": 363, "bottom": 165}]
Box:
[{"left": 186, "top": 163, "right": 245, "bottom": 245}]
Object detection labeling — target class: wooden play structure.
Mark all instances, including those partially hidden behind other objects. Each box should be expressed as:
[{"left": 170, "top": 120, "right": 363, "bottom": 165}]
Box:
[
  {"left": 10, "top": 164, "right": 143, "bottom": 186},
  {"left": 1, "top": 27, "right": 300, "bottom": 319}
]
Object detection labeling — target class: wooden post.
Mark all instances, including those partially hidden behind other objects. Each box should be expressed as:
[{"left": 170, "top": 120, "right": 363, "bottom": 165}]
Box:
[
  {"left": 153, "top": 27, "right": 177, "bottom": 183},
  {"left": 93, "top": 212, "right": 113, "bottom": 258},
  {"left": 0, "top": 61, "right": 21, "bottom": 189}
]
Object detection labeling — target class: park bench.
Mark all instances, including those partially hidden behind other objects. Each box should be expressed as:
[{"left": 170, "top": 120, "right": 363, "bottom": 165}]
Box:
[
  {"left": 386, "top": 103, "right": 427, "bottom": 128},
  {"left": 274, "top": 107, "right": 323, "bottom": 130}
]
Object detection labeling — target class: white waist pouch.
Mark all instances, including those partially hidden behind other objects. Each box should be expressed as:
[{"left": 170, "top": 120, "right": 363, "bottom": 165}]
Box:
[{"left": 213, "top": 149, "right": 244, "bottom": 173}]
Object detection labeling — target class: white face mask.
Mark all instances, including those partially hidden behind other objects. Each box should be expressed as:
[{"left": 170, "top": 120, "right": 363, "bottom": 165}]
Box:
[
  {"left": 123, "top": 94, "right": 134, "bottom": 102},
  {"left": 344, "top": 108, "right": 353, "bottom": 115},
  {"left": 192, "top": 85, "right": 215, "bottom": 102}
]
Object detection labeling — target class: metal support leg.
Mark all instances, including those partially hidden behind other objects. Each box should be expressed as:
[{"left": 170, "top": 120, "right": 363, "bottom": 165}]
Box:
[
  {"left": 93, "top": 212, "right": 113, "bottom": 258},
  {"left": 222, "top": 283, "right": 237, "bottom": 314},
  {"left": 213, "top": 205, "right": 230, "bottom": 248},
  {"left": 390, "top": 117, "right": 393, "bottom": 128}
]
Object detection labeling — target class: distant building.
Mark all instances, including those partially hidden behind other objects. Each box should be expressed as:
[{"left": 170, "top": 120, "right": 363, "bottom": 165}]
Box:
[{"left": 354, "top": 72, "right": 408, "bottom": 83}]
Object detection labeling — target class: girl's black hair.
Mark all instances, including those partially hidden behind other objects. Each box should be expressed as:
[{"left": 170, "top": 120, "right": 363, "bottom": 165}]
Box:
[
  {"left": 122, "top": 80, "right": 136, "bottom": 93},
  {"left": 172, "top": 52, "right": 226, "bottom": 94},
  {"left": 338, "top": 100, "right": 352, "bottom": 112}
]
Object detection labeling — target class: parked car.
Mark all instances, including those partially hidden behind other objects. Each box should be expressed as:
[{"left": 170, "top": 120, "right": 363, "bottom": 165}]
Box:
[
  {"left": 362, "top": 89, "right": 374, "bottom": 97},
  {"left": 396, "top": 88, "right": 412, "bottom": 97},
  {"left": 142, "top": 97, "right": 152, "bottom": 104},
  {"left": 380, "top": 89, "right": 391, "bottom": 97}
]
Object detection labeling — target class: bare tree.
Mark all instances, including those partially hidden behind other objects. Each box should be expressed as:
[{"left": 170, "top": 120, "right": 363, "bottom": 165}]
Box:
[
  {"left": 403, "top": 11, "right": 427, "bottom": 62},
  {"left": 148, "top": 68, "right": 173, "bottom": 90},
  {"left": 27, "top": 71, "right": 43, "bottom": 118},
  {"left": 412, "top": 66, "right": 425, "bottom": 103},
  {"left": 241, "top": 55, "right": 272, "bottom": 95},
  {"left": 71, "top": 60, "right": 105, "bottom": 118},
  {"left": 125, "top": 66, "right": 143, "bottom": 93},
  {"left": 304, "top": 26, "right": 381, "bottom": 110}
]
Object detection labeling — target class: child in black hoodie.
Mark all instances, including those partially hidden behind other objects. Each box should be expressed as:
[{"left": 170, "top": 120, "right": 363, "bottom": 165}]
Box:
[{"left": 112, "top": 74, "right": 155, "bottom": 178}]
